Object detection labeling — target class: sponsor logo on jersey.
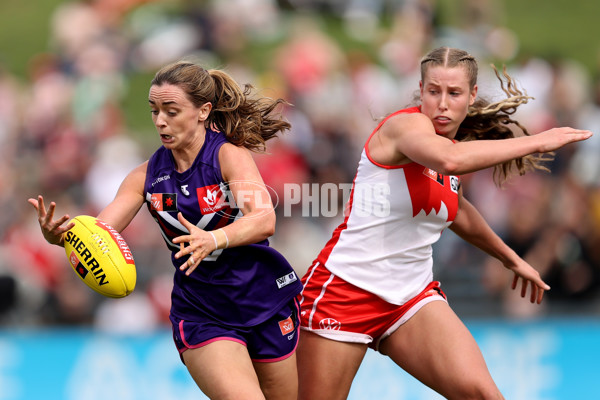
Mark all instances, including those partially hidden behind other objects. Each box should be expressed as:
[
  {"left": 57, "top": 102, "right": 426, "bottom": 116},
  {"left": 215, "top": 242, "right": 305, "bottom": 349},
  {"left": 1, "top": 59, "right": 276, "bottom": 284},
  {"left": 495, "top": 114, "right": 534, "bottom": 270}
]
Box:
[
  {"left": 422, "top": 167, "right": 460, "bottom": 193},
  {"left": 197, "top": 184, "right": 227, "bottom": 214},
  {"left": 319, "top": 318, "right": 341, "bottom": 330},
  {"left": 151, "top": 174, "right": 171, "bottom": 187},
  {"left": 180, "top": 184, "right": 190, "bottom": 196},
  {"left": 278, "top": 315, "right": 295, "bottom": 335},
  {"left": 276, "top": 272, "right": 298, "bottom": 289},
  {"left": 150, "top": 193, "right": 178, "bottom": 212},
  {"left": 422, "top": 167, "right": 445, "bottom": 185}
]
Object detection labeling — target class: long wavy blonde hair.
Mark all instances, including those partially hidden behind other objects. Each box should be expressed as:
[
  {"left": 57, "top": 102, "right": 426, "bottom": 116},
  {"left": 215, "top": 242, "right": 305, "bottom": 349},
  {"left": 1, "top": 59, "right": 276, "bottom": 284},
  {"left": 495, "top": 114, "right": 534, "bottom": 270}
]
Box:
[{"left": 420, "top": 46, "right": 552, "bottom": 185}]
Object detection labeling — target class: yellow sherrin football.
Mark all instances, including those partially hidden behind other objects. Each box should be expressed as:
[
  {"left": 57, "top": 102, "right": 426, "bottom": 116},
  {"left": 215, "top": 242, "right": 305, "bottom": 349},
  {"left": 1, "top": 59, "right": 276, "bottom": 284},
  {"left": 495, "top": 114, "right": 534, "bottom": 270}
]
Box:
[{"left": 64, "top": 215, "right": 136, "bottom": 298}]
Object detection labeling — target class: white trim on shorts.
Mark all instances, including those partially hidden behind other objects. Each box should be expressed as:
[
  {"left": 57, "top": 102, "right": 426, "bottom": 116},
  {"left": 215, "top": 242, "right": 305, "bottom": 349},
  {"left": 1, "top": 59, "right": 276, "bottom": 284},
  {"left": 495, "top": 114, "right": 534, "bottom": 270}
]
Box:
[
  {"left": 374, "top": 295, "right": 448, "bottom": 352},
  {"left": 301, "top": 295, "right": 448, "bottom": 351},
  {"left": 300, "top": 326, "right": 373, "bottom": 344}
]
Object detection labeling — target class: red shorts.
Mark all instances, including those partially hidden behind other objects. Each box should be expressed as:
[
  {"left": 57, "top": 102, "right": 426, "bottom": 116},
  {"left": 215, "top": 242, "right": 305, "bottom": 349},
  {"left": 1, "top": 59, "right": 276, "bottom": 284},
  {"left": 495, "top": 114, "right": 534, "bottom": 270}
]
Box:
[{"left": 299, "top": 262, "right": 447, "bottom": 351}]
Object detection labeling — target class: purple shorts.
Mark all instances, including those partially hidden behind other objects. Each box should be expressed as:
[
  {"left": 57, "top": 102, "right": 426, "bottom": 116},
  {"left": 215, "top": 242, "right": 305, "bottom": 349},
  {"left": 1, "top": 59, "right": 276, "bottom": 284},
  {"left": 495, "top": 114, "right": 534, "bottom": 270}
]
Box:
[{"left": 171, "top": 297, "right": 300, "bottom": 363}]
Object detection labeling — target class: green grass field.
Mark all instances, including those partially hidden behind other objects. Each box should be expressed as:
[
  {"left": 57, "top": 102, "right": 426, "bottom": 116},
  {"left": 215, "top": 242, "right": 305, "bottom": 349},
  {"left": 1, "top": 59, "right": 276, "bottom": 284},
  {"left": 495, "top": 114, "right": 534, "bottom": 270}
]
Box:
[
  {"left": 502, "top": 0, "right": 600, "bottom": 73},
  {"left": 0, "top": 0, "right": 63, "bottom": 77},
  {"left": 1, "top": 0, "right": 598, "bottom": 136},
  {"left": 2, "top": 0, "right": 598, "bottom": 76}
]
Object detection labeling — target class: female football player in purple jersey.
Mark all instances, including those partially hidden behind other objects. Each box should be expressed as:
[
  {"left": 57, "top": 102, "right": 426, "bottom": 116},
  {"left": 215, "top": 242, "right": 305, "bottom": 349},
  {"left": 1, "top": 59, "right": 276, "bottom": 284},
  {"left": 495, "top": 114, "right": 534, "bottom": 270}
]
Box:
[{"left": 29, "top": 61, "right": 302, "bottom": 400}]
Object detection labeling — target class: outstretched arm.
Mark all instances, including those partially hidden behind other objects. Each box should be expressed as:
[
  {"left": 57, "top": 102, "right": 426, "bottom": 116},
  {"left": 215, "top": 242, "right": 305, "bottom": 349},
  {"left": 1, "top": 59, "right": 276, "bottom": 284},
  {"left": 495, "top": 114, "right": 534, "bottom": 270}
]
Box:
[
  {"left": 379, "top": 112, "right": 592, "bottom": 175},
  {"left": 28, "top": 161, "right": 147, "bottom": 246},
  {"left": 449, "top": 190, "right": 550, "bottom": 304},
  {"left": 96, "top": 161, "right": 147, "bottom": 232}
]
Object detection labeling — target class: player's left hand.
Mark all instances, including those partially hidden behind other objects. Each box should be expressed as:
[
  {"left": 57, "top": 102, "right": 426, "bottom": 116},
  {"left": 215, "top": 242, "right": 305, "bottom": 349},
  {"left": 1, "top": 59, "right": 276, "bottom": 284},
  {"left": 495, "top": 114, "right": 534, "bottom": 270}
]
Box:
[
  {"left": 173, "top": 212, "right": 217, "bottom": 276},
  {"left": 505, "top": 259, "right": 550, "bottom": 304}
]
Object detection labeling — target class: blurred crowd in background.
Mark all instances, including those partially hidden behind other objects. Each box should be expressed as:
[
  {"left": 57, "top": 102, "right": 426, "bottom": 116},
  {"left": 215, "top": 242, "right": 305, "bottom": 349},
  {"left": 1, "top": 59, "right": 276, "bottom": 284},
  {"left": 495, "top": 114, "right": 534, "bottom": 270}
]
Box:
[{"left": 0, "top": 0, "right": 599, "bottom": 332}]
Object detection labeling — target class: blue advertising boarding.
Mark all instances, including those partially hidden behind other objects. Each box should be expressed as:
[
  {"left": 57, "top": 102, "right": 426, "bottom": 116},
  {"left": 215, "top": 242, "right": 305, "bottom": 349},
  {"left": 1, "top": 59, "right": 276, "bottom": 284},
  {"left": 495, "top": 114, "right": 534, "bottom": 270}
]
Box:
[{"left": 0, "top": 319, "right": 597, "bottom": 400}]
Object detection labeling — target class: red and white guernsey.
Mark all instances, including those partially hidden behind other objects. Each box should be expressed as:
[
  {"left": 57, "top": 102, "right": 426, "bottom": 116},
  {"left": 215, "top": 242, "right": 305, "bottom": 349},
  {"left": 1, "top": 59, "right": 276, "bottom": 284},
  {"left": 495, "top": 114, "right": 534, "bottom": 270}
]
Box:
[{"left": 314, "top": 107, "right": 460, "bottom": 305}]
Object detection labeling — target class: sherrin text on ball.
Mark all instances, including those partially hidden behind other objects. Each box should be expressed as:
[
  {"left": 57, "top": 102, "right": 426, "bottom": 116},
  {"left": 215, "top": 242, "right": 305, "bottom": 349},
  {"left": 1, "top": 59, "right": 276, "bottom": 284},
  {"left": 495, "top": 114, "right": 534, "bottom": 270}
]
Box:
[{"left": 64, "top": 215, "right": 136, "bottom": 298}]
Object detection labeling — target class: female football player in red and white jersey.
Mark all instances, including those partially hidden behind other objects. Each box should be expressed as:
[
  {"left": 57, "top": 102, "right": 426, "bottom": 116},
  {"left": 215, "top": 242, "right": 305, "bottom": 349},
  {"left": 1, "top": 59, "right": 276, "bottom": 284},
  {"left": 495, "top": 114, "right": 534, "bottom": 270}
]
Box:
[{"left": 297, "top": 46, "right": 593, "bottom": 400}]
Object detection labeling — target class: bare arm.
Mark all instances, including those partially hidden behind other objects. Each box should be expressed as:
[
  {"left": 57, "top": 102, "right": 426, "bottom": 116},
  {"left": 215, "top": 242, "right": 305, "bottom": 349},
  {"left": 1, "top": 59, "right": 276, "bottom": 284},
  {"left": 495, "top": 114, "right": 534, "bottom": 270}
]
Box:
[
  {"left": 377, "top": 112, "right": 592, "bottom": 174},
  {"left": 96, "top": 161, "right": 148, "bottom": 232},
  {"left": 216, "top": 143, "right": 276, "bottom": 245},
  {"left": 449, "top": 189, "right": 549, "bottom": 304},
  {"left": 28, "top": 161, "right": 148, "bottom": 246},
  {"left": 174, "top": 143, "right": 276, "bottom": 275}
]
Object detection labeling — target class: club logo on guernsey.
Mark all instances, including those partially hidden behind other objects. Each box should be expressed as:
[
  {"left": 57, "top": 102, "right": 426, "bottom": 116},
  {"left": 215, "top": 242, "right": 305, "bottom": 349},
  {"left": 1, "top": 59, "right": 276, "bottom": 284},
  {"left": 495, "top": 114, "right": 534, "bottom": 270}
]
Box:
[{"left": 197, "top": 184, "right": 227, "bottom": 214}]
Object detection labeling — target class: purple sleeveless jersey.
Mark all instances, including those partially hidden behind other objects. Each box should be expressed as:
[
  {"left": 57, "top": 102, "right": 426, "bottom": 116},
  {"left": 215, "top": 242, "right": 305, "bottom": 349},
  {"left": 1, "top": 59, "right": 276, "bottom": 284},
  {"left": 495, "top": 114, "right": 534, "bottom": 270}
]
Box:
[{"left": 144, "top": 129, "right": 302, "bottom": 327}]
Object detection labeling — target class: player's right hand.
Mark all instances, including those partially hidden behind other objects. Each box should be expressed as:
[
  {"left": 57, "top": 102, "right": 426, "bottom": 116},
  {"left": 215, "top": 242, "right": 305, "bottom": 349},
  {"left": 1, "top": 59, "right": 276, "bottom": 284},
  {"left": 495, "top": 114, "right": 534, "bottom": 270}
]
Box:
[{"left": 27, "top": 195, "right": 74, "bottom": 246}]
